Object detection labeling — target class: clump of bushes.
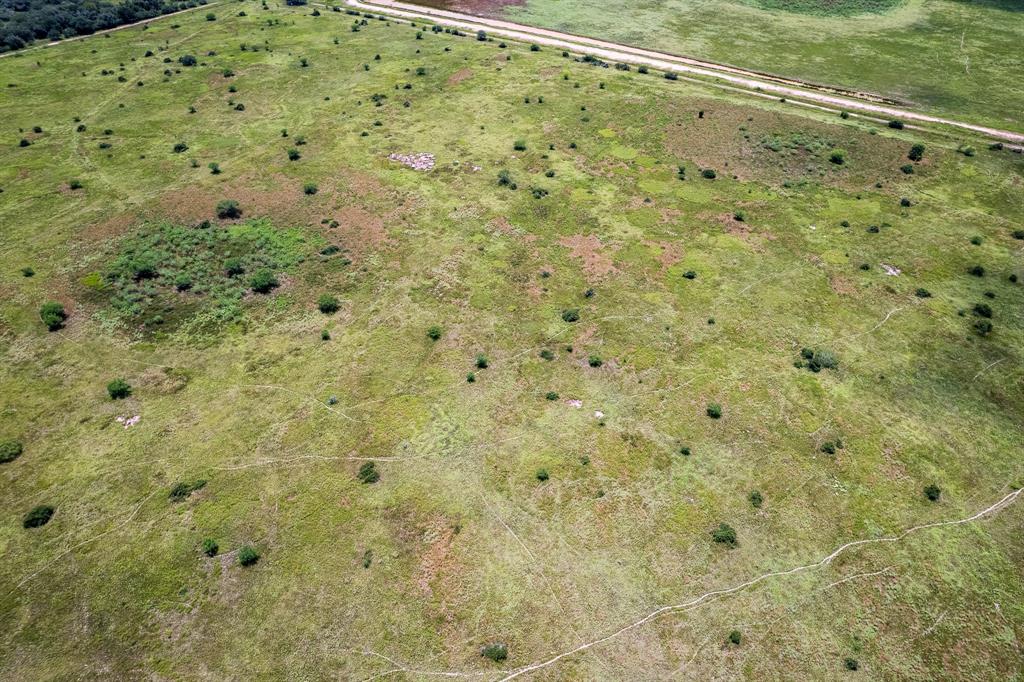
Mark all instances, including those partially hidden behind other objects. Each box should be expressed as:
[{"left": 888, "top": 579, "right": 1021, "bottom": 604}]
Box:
[
  {"left": 797, "top": 348, "right": 838, "bottom": 372},
  {"left": 40, "top": 301, "right": 67, "bottom": 330},
  {"left": 0, "top": 439, "right": 24, "bottom": 464},
  {"left": 318, "top": 294, "right": 339, "bottom": 314},
  {"left": 711, "top": 522, "right": 737, "bottom": 547},
  {"left": 169, "top": 479, "right": 206, "bottom": 501},
  {"left": 23, "top": 505, "right": 55, "bottom": 528},
  {"left": 107, "top": 378, "right": 131, "bottom": 399},
  {"left": 358, "top": 461, "right": 380, "bottom": 484}
]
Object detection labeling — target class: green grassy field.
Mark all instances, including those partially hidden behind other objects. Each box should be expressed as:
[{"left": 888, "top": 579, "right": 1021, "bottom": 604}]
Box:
[
  {"left": 1, "top": 3, "right": 1023, "bottom": 679},
  {"left": 488, "top": 0, "right": 1024, "bottom": 133}
]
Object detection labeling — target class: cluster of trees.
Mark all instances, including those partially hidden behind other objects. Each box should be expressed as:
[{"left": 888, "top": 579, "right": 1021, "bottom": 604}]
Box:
[{"left": 0, "top": 0, "right": 205, "bottom": 52}]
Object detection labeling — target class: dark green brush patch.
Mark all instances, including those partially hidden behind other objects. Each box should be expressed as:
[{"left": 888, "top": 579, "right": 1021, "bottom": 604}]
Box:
[
  {"left": 92, "top": 219, "right": 311, "bottom": 333},
  {"left": 746, "top": 0, "right": 903, "bottom": 16}
]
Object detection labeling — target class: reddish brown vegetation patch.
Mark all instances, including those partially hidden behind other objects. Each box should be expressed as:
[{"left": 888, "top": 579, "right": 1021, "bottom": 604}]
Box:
[
  {"left": 446, "top": 68, "right": 474, "bottom": 87},
  {"left": 558, "top": 234, "right": 619, "bottom": 278}
]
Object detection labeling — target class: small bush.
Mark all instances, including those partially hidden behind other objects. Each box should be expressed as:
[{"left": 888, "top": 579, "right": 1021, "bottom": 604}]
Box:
[
  {"left": 561, "top": 308, "right": 580, "bottom": 323},
  {"left": 466, "top": 372, "right": 476, "bottom": 383},
  {"left": 238, "top": 545, "right": 260, "bottom": 566},
  {"left": 513, "top": 139, "right": 527, "bottom": 151},
  {"left": 287, "top": 148, "right": 301, "bottom": 161},
  {"left": 249, "top": 269, "right": 279, "bottom": 294},
  {"left": 701, "top": 168, "right": 716, "bottom": 179},
  {"left": 900, "top": 164, "right": 914, "bottom": 174},
  {"left": 178, "top": 54, "right": 196, "bottom": 66},
  {"left": 924, "top": 484, "right": 941, "bottom": 502},
  {"left": 205, "top": 12, "right": 216, "bottom": 21},
  {"left": 728, "top": 630, "right": 742, "bottom": 646},
  {"left": 303, "top": 182, "right": 318, "bottom": 195},
  {"left": 706, "top": 403, "right": 722, "bottom": 419},
  {"left": 973, "top": 319, "right": 992, "bottom": 336},
  {"left": 208, "top": 162, "right": 221, "bottom": 175},
  {"left": 497, "top": 169, "right": 514, "bottom": 187},
  {"left": 475, "top": 354, "right": 489, "bottom": 369},
  {"left": 535, "top": 468, "right": 549, "bottom": 481},
  {"left": 481, "top": 643, "right": 508, "bottom": 662},
  {"left": 357, "top": 461, "right": 380, "bottom": 484},
  {"left": 888, "top": 119, "right": 904, "bottom": 129},
  {"left": 915, "top": 288, "right": 931, "bottom": 298},
  {"left": 588, "top": 355, "right": 603, "bottom": 367},
  {"left": 40, "top": 301, "right": 67, "bottom": 331},
  {"left": 972, "top": 302, "right": 992, "bottom": 318},
  {"left": 900, "top": 197, "right": 912, "bottom": 207},
  {"left": 829, "top": 150, "right": 846, "bottom": 165},
  {"left": 172, "top": 141, "right": 188, "bottom": 153},
  {"left": 107, "top": 378, "right": 131, "bottom": 400},
  {"left": 968, "top": 265, "right": 985, "bottom": 277},
  {"left": 318, "top": 294, "right": 340, "bottom": 314},
  {"left": 682, "top": 270, "right": 697, "bottom": 280},
  {"left": 224, "top": 257, "right": 244, "bottom": 276},
  {"left": 169, "top": 479, "right": 206, "bottom": 501},
  {"left": 844, "top": 657, "right": 859, "bottom": 671},
  {"left": 749, "top": 490, "right": 763, "bottom": 508},
  {"left": 908, "top": 143, "right": 925, "bottom": 161},
  {"left": 545, "top": 391, "right": 559, "bottom": 401},
  {"left": 711, "top": 522, "right": 737, "bottom": 546},
  {"left": 427, "top": 325, "right": 442, "bottom": 341},
  {"left": 1012, "top": 230, "right": 1024, "bottom": 240},
  {"left": 679, "top": 446, "right": 691, "bottom": 456},
  {"left": 202, "top": 538, "right": 219, "bottom": 557},
  {"left": 216, "top": 199, "right": 241, "bottom": 219},
  {"left": 68, "top": 179, "right": 83, "bottom": 190},
  {"left": 23, "top": 505, "right": 55, "bottom": 528},
  {"left": 539, "top": 349, "right": 554, "bottom": 361},
  {"left": 0, "top": 439, "right": 24, "bottom": 464}
]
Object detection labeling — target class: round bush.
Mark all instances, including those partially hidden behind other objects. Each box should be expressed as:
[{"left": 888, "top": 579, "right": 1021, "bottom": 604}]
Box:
[
  {"left": 249, "top": 269, "right": 279, "bottom": 294},
  {"left": 481, "top": 643, "right": 508, "bottom": 662},
  {"left": 23, "top": 505, "right": 55, "bottom": 528},
  {"left": 40, "top": 301, "right": 67, "bottom": 331},
  {"left": 216, "top": 199, "right": 242, "bottom": 219},
  {"left": 711, "top": 522, "right": 737, "bottom": 546},
  {"left": 0, "top": 439, "right": 24, "bottom": 463},
  {"left": 238, "top": 545, "right": 260, "bottom": 566},
  {"left": 427, "top": 325, "right": 442, "bottom": 341},
  {"left": 202, "top": 538, "right": 219, "bottom": 557},
  {"left": 107, "top": 378, "right": 132, "bottom": 400},
  {"left": 317, "top": 294, "right": 340, "bottom": 314},
  {"left": 706, "top": 403, "right": 723, "bottom": 419}
]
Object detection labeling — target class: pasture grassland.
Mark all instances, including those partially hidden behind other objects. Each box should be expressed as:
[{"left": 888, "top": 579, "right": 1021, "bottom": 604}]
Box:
[
  {"left": 496, "top": 0, "right": 1024, "bottom": 132},
  {"left": 1, "top": 3, "right": 1023, "bottom": 680}
]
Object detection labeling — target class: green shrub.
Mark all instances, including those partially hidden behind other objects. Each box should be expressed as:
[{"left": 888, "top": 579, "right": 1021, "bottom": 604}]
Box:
[
  {"left": 497, "top": 169, "right": 514, "bottom": 187},
  {"left": 208, "top": 162, "right": 221, "bottom": 175},
  {"left": 21, "top": 267, "right": 34, "bottom": 277},
  {"left": 900, "top": 197, "right": 912, "bottom": 207},
  {"left": 1012, "top": 230, "right": 1024, "bottom": 240},
  {"left": 321, "top": 329, "right": 331, "bottom": 341},
  {"left": 706, "top": 403, "right": 722, "bottom": 419},
  {"left": 178, "top": 54, "right": 197, "bottom": 66},
  {"left": 202, "top": 538, "right": 219, "bottom": 557},
  {"left": 303, "top": 182, "right": 318, "bottom": 195},
  {"left": 679, "top": 446, "right": 691, "bottom": 456},
  {"left": 728, "top": 630, "right": 742, "bottom": 645},
  {"left": 426, "top": 325, "right": 442, "bottom": 340},
  {"left": 466, "top": 372, "right": 476, "bottom": 383},
  {"left": 844, "top": 657, "right": 859, "bottom": 671},
  {"left": 535, "top": 468, "right": 549, "bottom": 481},
  {"left": 701, "top": 168, "right": 716, "bottom": 179},
  {"left": 513, "top": 139, "right": 526, "bottom": 151},
  {"left": 539, "top": 349, "right": 554, "bottom": 361},
  {"left": 908, "top": 143, "right": 925, "bottom": 161},
  {"left": 973, "top": 302, "right": 992, "bottom": 318},
  {"left": 545, "top": 391, "right": 559, "bottom": 401},
  {"left": 357, "top": 461, "right": 380, "bottom": 484},
  {"left": 481, "top": 643, "right": 508, "bottom": 662},
  {"left": 561, "top": 308, "right": 580, "bottom": 323},
  {"left": 915, "top": 288, "right": 931, "bottom": 298},
  {"left": 900, "top": 164, "right": 913, "bottom": 174},
  {"left": 749, "top": 490, "right": 763, "bottom": 508},
  {"left": 682, "top": 270, "right": 696, "bottom": 280},
  {"left": 39, "top": 301, "right": 67, "bottom": 331},
  {"left": 968, "top": 265, "right": 985, "bottom": 277},
  {"left": 475, "top": 354, "right": 489, "bottom": 369},
  {"left": 107, "top": 378, "right": 131, "bottom": 400},
  {"left": 924, "top": 484, "right": 941, "bottom": 501},
  {"left": 711, "top": 522, "right": 737, "bottom": 546},
  {"left": 588, "top": 355, "right": 603, "bottom": 367},
  {"left": 888, "top": 119, "right": 904, "bottom": 129},
  {"left": 249, "top": 269, "right": 279, "bottom": 294},
  {"left": 287, "top": 148, "right": 301, "bottom": 160},
  {"left": 23, "top": 505, "right": 55, "bottom": 529},
  {"left": 974, "top": 319, "right": 992, "bottom": 336},
  {"left": 172, "top": 141, "right": 188, "bottom": 153},
  {"left": 829, "top": 150, "right": 846, "bottom": 165},
  {"left": 238, "top": 545, "right": 260, "bottom": 566},
  {"left": 68, "top": 179, "right": 83, "bottom": 190},
  {"left": 205, "top": 12, "right": 216, "bottom": 21},
  {"left": 169, "top": 479, "right": 206, "bottom": 501},
  {"left": 216, "top": 199, "right": 241, "bottom": 219},
  {"left": 317, "top": 294, "right": 340, "bottom": 314},
  {"left": 0, "top": 439, "right": 24, "bottom": 464}
]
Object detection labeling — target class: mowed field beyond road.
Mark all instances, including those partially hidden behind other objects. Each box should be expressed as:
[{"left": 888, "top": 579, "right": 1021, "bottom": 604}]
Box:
[{"left": 0, "top": 2, "right": 1023, "bottom": 680}]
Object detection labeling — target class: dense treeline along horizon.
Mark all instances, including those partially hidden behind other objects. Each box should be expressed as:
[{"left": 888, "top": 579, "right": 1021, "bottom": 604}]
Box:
[{"left": 0, "top": 0, "right": 206, "bottom": 51}]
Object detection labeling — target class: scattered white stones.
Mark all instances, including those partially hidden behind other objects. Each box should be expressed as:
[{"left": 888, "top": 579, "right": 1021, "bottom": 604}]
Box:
[
  {"left": 594, "top": 410, "right": 605, "bottom": 419},
  {"left": 388, "top": 152, "right": 435, "bottom": 171},
  {"left": 116, "top": 415, "right": 140, "bottom": 429},
  {"left": 567, "top": 399, "right": 583, "bottom": 408},
  {"left": 881, "top": 263, "right": 901, "bottom": 276}
]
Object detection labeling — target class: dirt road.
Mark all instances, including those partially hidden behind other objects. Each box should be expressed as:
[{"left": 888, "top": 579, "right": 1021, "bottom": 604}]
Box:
[{"left": 346, "top": 0, "right": 1023, "bottom": 144}]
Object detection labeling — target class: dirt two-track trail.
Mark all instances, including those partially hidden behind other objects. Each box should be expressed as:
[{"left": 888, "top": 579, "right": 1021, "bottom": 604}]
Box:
[{"left": 344, "top": 0, "right": 1024, "bottom": 145}]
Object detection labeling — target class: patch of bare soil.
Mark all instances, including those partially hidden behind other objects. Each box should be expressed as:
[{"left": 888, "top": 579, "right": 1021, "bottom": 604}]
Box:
[
  {"left": 446, "top": 67, "right": 474, "bottom": 86},
  {"left": 645, "top": 240, "right": 684, "bottom": 272},
  {"left": 558, "top": 234, "right": 619, "bottom": 279}
]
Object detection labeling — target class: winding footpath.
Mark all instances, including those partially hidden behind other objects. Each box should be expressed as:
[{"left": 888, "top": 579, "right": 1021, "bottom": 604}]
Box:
[{"left": 346, "top": 0, "right": 1023, "bottom": 145}]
